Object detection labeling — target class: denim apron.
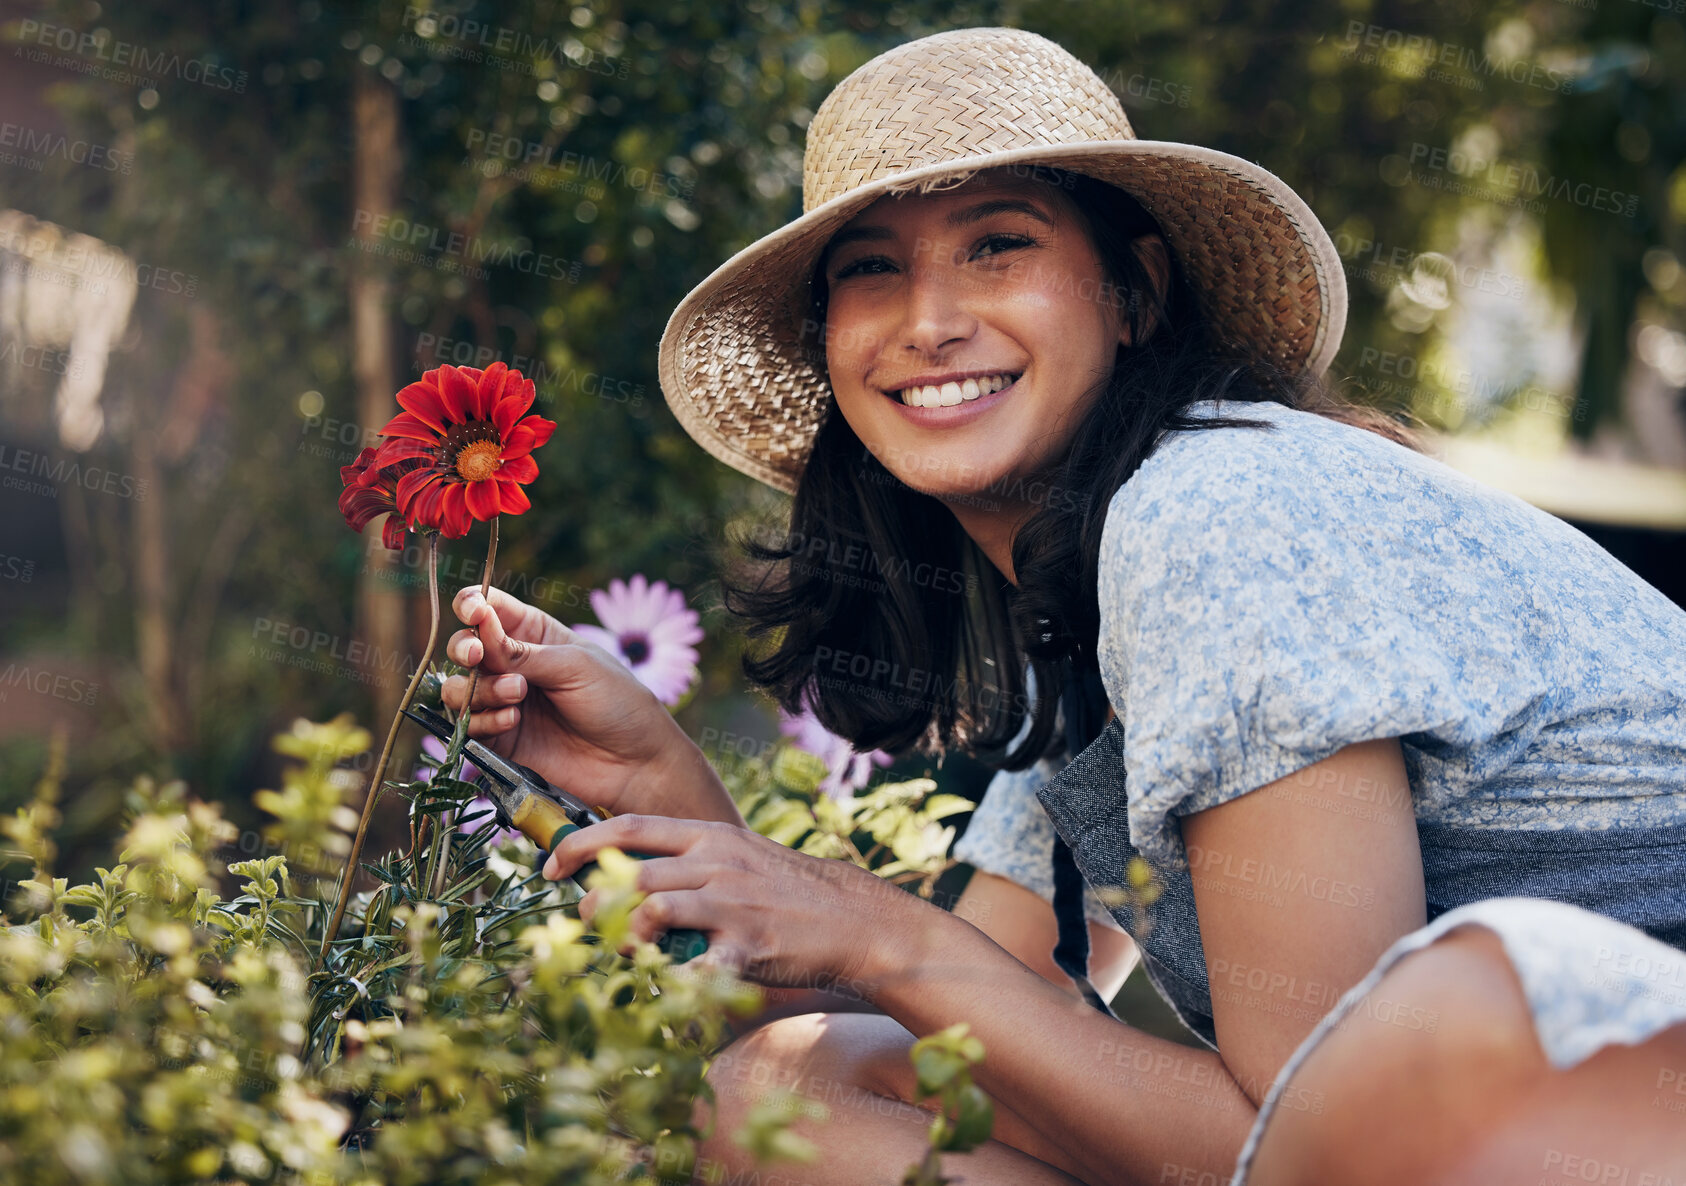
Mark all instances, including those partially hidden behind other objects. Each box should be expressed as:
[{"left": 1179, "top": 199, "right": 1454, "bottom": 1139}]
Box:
[{"left": 1043, "top": 671, "right": 1686, "bottom": 1049}]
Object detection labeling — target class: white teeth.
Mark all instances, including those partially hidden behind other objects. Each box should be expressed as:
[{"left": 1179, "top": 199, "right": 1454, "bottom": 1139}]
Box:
[{"left": 898, "top": 373, "right": 1017, "bottom": 406}]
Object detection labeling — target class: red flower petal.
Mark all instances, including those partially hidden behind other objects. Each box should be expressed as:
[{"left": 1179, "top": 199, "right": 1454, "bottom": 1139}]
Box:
[
  {"left": 378, "top": 411, "right": 448, "bottom": 444},
  {"left": 340, "top": 446, "right": 379, "bottom": 488},
  {"left": 500, "top": 415, "right": 555, "bottom": 460},
  {"left": 438, "top": 365, "right": 478, "bottom": 424},
  {"left": 494, "top": 478, "right": 532, "bottom": 516},
  {"left": 395, "top": 379, "right": 450, "bottom": 435},
  {"left": 409, "top": 479, "right": 448, "bottom": 531},
  {"left": 375, "top": 437, "right": 437, "bottom": 466},
  {"left": 439, "top": 481, "right": 473, "bottom": 537},
  {"left": 522, "top": 415, "right": 556, "bottom": 451},
  {"left": 500, "top": 423, "right": 537, "bottom": 460},
  {"left": 396, "top": 467, "right": 440, "bottom": 519},
  {"left": 491, "top": 375, "right": 536, "bottom": 438},
  {"left": 381, "top": 514, "right": 408, "bottom": 551},
  {"left": 498, "top": 454, "right": 538, "bottom": 484},
  {"left": 464, "top": 478, "right": 503, "bottom": 521},
  {"left": 341, "top": 480, "right": 403, "bottom": 533},
  {"left": 475, "top": 361, "right": 509, "bottom": 422}
]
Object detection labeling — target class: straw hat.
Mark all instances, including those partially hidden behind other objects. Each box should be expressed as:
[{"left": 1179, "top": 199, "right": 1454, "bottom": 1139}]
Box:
[{"left": 657, "top": 26, "right": 1348, "bottom": 496}]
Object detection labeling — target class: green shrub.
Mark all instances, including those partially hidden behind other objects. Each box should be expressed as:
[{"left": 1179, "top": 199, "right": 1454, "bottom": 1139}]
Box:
[{"left": 0, "top": 714, "right": 992, "bottom": 1184}]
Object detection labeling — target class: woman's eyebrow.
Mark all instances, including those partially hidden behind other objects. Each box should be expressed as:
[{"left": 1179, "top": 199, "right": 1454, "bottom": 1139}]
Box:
[
  {"left": 943, "top": 197, "right": 1054, "bottom": 228},
  {"left": 823, "top": 197, "right": 1053, "bottom": 264},
  {"left": 824, "top": 224, "right": 895, "bottom": 256}
]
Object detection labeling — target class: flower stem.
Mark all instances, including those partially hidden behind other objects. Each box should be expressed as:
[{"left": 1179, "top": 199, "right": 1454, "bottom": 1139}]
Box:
[
  {"left": 456, "top": 515, "right": 499, "bottom": 723},
  {"left": 315, "top": 532, "right": 441, "bottom": 974},
  {"left": 426, "top": 516, "right": 497, "bottom": 899}
]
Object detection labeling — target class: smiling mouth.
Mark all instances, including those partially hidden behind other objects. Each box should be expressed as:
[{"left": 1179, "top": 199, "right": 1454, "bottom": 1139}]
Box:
[{"left": 889, "top": 372, "right": 1021, "bottom": 408}]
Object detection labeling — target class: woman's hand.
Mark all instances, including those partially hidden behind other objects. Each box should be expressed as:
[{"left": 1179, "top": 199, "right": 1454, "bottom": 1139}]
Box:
[
  {"left": 544, "top": 813, "right": 924, "bottom": 995},
  {"left": 442, "top": 586, "right": 742, "bottom": 825}
]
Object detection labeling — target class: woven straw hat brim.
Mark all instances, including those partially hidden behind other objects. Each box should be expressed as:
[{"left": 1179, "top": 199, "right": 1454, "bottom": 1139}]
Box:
[{"left": 658, "top": 139, "right": 1348, "bottom": 497}]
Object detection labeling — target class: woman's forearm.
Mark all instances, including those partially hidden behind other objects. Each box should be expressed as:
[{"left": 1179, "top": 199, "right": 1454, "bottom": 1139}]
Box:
[
  {"left": 864, "top": 896, "right": 1257, "bottom": 1186},
  {"left": 642, "top": 731, "right": 749, "bottom": 828}
]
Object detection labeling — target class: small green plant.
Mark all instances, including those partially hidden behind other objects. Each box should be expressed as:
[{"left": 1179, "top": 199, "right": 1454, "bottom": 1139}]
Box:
[
  {"left": 902, "top": 1024, "right": 995, "bottom": 1186},
  {"left": 721, "top": 739, "right": 976, "bottom": 898},
  {"left": 0, "top": 712, "right": 995, "bottom": 1183}
]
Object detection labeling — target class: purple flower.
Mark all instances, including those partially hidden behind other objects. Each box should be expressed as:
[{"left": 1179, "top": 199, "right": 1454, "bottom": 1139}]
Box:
[
  {"left": 777, "top": 705, "right": 894, "bottom": 800},
  {"left": 415, "top": 734, "right": 521, "bottom": 846},
  {"left": 570, "top": 573, "right": 704, "bottom": 707}
]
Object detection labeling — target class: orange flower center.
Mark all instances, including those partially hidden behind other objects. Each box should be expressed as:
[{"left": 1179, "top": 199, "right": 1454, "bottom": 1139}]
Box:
[{"left": 454, "top": 440, "right": 502, "bottom": 482}]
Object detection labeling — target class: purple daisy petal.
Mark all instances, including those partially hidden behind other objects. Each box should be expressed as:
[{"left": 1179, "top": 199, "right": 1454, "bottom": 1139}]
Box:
[
  {"left": 574, "top": 574, "right": 704, "bottom": 707},
  {"left": 777, "top": 704, "right": 893, "bottom": 799}
]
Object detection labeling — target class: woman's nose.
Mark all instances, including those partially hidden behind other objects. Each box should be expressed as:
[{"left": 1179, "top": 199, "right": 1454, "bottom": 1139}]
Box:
[{"left": 895, "top": 256, "right": 978, "bottom": 356}]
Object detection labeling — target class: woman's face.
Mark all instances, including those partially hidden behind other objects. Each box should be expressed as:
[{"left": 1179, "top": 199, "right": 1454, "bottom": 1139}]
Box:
[{"left": 818, "top": 171, "right": 1146, "bottom": 508}]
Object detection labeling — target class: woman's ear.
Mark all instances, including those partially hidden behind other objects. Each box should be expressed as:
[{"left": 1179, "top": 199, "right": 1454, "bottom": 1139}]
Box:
[{"left": 1118, "top": 233, "right": 1172, "bottom": 348}]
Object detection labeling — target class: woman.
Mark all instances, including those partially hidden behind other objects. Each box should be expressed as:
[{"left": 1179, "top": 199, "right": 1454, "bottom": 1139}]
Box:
[{"left": 440, "top": 27, "right": 1686, "bottom": 1186}]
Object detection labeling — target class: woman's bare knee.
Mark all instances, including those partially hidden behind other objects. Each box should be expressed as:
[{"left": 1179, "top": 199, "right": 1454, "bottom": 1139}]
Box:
[
  {"left": 699, "top": 1013, "right": 935, "bottom": 1149},
  {"left": 694, "top": 1012, "right": 1088, "bottom": 1184},
  {"left": 1247, "top": 925, "right": 1545, "bottom": 1186}
]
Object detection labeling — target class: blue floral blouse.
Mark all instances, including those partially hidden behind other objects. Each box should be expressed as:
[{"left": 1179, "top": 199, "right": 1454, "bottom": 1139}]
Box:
[{"left": 953, "top": 397, "right": 1686, "bottom": 1137}]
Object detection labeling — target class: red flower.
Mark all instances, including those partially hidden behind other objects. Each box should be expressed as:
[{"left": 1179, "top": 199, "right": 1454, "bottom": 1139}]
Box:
[
  {"left": 373, "top": 362, "right": 555, "bottom": 539},
  {"left": 339, "top": 447, "right": 426, "bottom": 550}
]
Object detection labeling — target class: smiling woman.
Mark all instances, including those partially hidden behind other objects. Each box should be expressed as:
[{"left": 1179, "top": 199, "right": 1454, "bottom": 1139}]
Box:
[
  {"left": 718, "top": 161, "right": 1411, "bottom": 777},
  {"left": 443, "top": 24, "right": 1686, "bottom": 1186}
]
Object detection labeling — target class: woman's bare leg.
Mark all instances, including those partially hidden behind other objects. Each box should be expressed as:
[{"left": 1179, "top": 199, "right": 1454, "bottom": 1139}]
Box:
[
  {"left": 1247, "top": 925, "right": 1686, "bottom": 1186},
  {"left": 695, "top": 1010, "right": 1093, "bottom": 1184}
]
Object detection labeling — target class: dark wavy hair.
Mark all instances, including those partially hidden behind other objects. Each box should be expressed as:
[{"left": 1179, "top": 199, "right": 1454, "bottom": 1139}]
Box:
[{"left": 720, "top": 167, "right": 1423, "bottom": 772}]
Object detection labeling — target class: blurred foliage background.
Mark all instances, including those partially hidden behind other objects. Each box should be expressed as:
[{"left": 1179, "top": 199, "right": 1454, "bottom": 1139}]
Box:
[{"left": 1, "top": 0, "right": 1683, "bottom": 980}]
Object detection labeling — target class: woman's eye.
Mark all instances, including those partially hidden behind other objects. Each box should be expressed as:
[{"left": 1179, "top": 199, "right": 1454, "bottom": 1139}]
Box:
[
  {"left": 973, "top": 232, "right": 1035, "bottom": 258},
  {"left": 832, "top": 233, "right": 1034, "bottom": 280},
  {"left": 832, "top": 255, "right": 895, "bottom": 280}
]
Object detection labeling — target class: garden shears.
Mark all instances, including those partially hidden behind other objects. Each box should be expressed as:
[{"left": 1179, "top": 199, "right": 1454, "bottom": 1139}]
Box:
[{"left": 401, "top": 702, "right": 709, "bottom": 963}]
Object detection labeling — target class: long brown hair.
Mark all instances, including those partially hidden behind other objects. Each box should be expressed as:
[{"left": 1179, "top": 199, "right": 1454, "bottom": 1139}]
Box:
[{"left": 720, "top": 169, "right": 1421, "bottom": 771}]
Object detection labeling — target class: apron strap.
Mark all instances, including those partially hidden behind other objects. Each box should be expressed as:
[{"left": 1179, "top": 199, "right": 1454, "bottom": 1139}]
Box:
[{"left": 1053, "top": 657, "right": 1120, "bottom": 1019}]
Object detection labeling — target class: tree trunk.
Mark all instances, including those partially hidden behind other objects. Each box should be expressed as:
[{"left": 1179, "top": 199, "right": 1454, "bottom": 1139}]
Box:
[
  {"left": 131, "top": 419, "right": 185, "bottom": 750},
  {"left": 350, "top": 68, "right": 406, "bottom": 727}
]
